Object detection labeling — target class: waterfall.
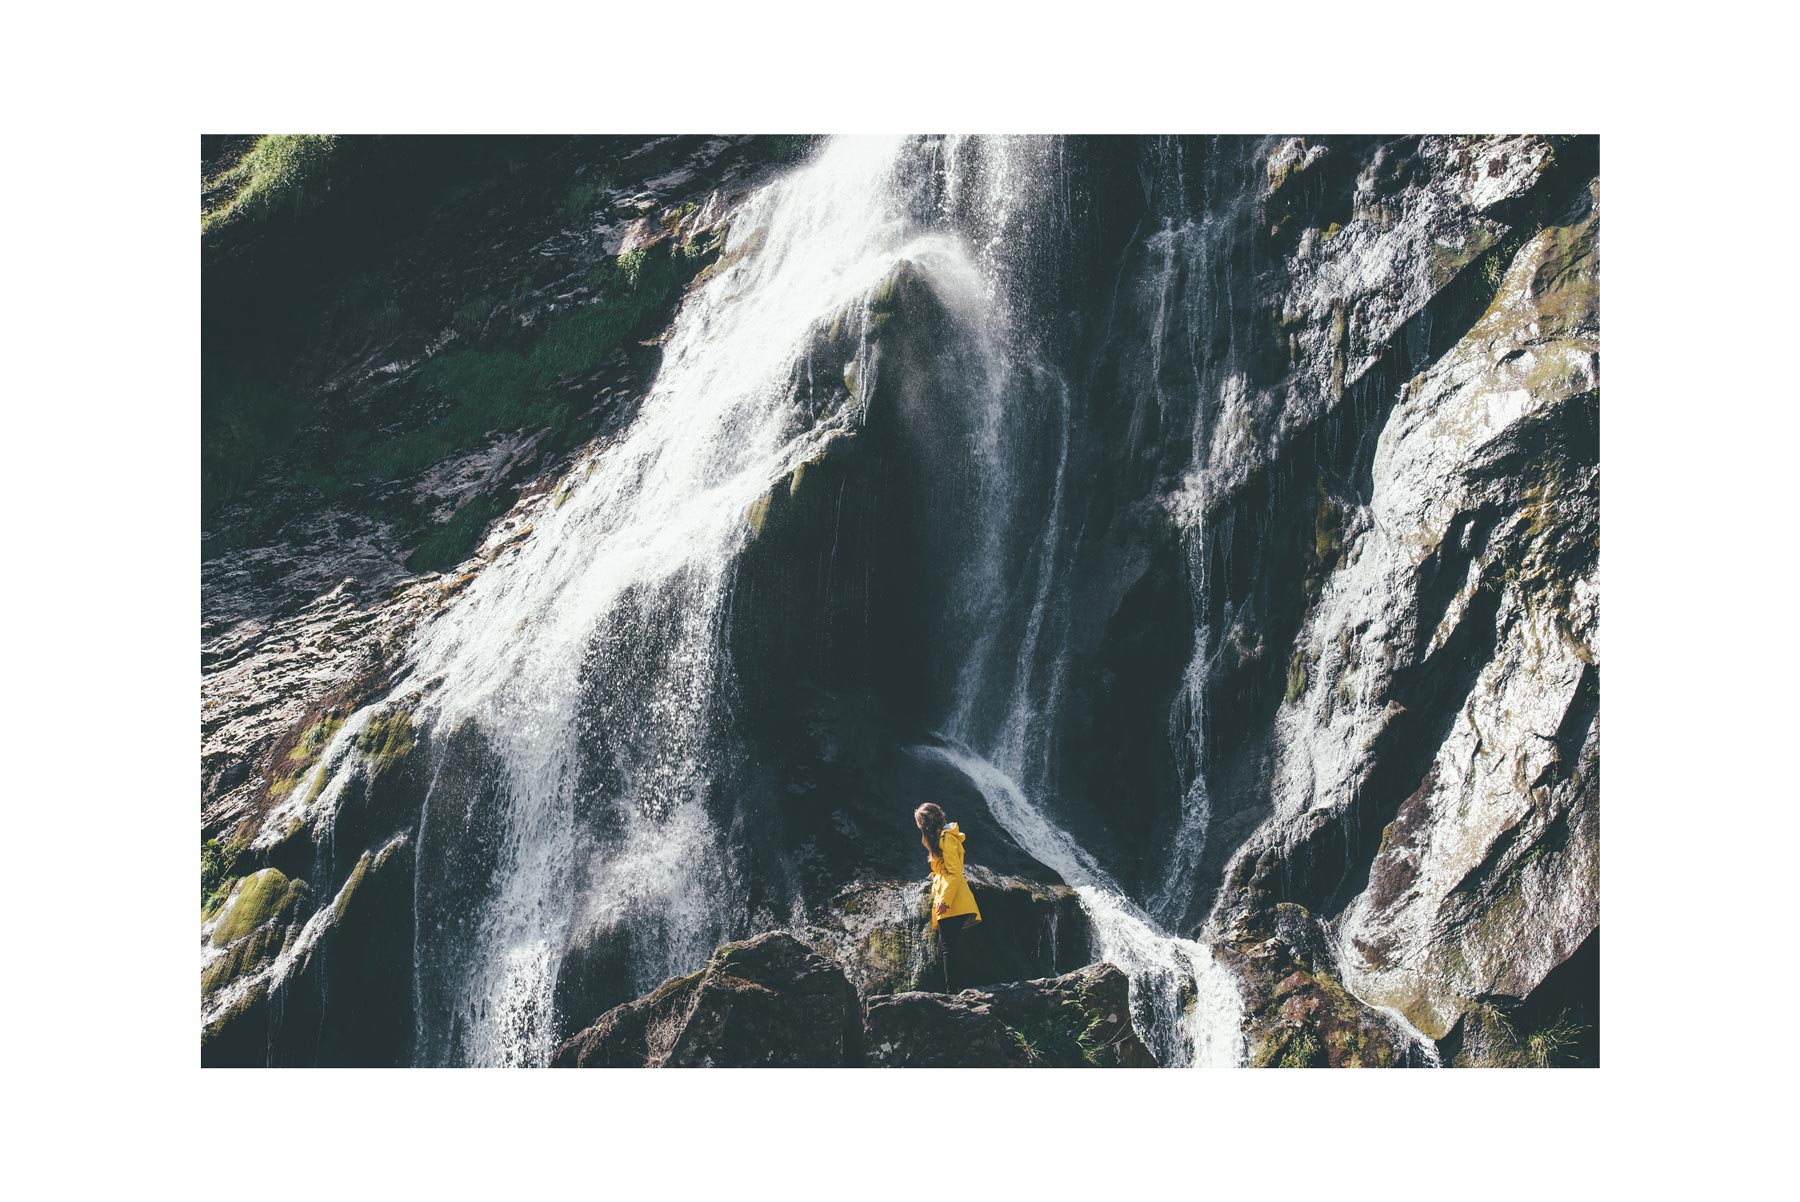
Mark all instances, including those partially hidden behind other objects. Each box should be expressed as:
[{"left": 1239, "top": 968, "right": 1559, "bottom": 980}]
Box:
[
  {"left": 287, "top": 135, "right": 1252, "bottom": 1066},
  {"left": 402, "top": 136, "right": 954, "bottom": 1065},
  {"left": 913, "top": 138, "right": 1245, "bottom": 1065}
]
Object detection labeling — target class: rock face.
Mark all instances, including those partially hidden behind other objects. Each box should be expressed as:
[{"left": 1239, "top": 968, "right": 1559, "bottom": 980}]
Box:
[
  {"left": 202, "top": 135, "right": 795, "bottom": 844},
  {"left": 552, "top": 932, "right": 864, "bottom": 1068},
  {"left": 1212, "top": 162, "right": 1600, "bottom": 1048},
  {"left": 1215, "top": 903, "right": 1407, "bottom": 1067},
  {"left": 865, "top": 963, "right": 1153, "bottom": 1068},
  {"left": 202, "top": 833, "right": 414, "bottom": 1066},
  {"left": 805, "top": 866, "right": 1092, "bottom": 998}
]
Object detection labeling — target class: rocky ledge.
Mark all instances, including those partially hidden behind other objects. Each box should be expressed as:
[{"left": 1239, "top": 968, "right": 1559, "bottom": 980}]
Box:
[{"left": 552, "top": 930, "right": 1154, "bottom": 1068}]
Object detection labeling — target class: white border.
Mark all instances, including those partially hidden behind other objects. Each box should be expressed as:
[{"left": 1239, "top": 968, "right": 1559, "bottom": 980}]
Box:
[{"left": 6, "top": 0, "right": 1784, "bottom": 1193}]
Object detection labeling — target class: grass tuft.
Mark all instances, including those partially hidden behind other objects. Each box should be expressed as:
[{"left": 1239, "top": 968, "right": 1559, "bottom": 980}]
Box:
[{"left": 202, "top": 135, "right": 339, "bottom": 233}]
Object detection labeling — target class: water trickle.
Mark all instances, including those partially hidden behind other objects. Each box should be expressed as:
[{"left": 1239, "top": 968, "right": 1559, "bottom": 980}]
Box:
[{"left": 918, "top": 741, "right": 1243, "bottom": 1066}]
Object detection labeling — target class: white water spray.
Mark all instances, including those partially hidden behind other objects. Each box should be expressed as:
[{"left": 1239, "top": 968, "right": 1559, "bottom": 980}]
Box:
[
  {"left": 918, "top": 741, "right": 1244, "bottom": 1067},
  {"left": 403, "top": 136, "right": 987, "bottom": 1065}
]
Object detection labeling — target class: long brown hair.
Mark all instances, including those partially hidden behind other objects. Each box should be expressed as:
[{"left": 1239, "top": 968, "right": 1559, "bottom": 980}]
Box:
[{"left": 914, "top": 802, "right": 946, "bottom": 864}]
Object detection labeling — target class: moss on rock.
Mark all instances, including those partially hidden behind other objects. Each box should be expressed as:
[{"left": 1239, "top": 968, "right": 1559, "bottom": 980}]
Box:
[
  {"left": 203, "top": 868, "right": 313, "bottom": 998},
  {"left": 202, "top": 135, "right": 340, "bottom": 234},
  {"left": 354, "top": 706, "right": 416, "bottom": 776},
  {"left": 210, "top": 868, "right": 299, "bottom": 948},
  {"left": 1286, "top": 649, "right": 1310, "bottom": 704},
  {"left": 332, "top": 853, "right": 373, "bottom": 923}
]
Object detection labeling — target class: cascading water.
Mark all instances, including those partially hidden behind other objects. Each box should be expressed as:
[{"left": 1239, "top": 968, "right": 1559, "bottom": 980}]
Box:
[
  {"left": 918, "top": 741, "right": 1244, "bottom": 1067},
  {"left": 387, "top": 135, "right": 1165, "bottom": 1066},
  {"left": 290, "top": 135, "right": 1255, "bottom": 1066},
  {"left": 1127, "top": 137, "right": 1241, "bottom": 931},
  {"left": 915, "top": 137, "right": 1245, "bottom": 1066},
  {"left": 401, "top": 136, "right": 962, "bottom": 1065}
]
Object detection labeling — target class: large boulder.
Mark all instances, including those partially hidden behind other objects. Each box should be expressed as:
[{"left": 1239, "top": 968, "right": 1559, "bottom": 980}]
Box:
[
  {"left": 807, "top": 866, "right": 1092, "bottom": 997},
  {"left": 866, "top": 963, "right": 1153, "bottom": 1068},
  {"left": 1215, "top": 903, "right": 1408, "bottom": 1068},
  {"left": 552, "top": 931, "right": 863, "bottom": 1067}
]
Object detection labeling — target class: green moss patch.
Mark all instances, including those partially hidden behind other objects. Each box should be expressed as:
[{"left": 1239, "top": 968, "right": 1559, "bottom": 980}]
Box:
[
  {"left": 355, "top": 706, "right": 417, "bottom": 776},
  {"left": 289, "top": 715, "right": 344, "bottom": 762},
  {"left": 202, "top": 135, "right": 340, "bottom": 234},
  {"left": 210, "top": 868, "right": 302, "bottom": 948},
  {"left": 333, "top": 853, "right": 373, "bottom": 923},
  {"left": 201, "top": 835, "right": 251, "bottom": 910},
  {"left": 1285, "top": 649, "right": 1310, "bottom": 704}
]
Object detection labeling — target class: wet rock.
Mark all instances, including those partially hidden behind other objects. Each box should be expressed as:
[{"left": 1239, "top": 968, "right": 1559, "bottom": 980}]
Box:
[
  {"left": 199, "top": 136, "right": 1603, "bottom": 1069},
  {"left": 201, "top": 135, "right": 793, "bottom": 843},
  {"left": 1438, "top": 930, "right": 1598, "bottom": 1067},
  {"left": 201, "top": 834, "right": 414, "bottom": 1066},
  {"left": 552, "top": 931, "right": 863, "bottom": 1067},
  {"left": 201, "top": 868, "right": 312, "bottom": 1002},
  {"left": 863, "top": 991, "right": 1032, "bottom": 1068},
  {"left": 1262, "top": 179, "right": 1601, "bottom": 1040},
  {"left": 807, "top": 866, "right": 1092, "bottom": 997},
  {"left": 866, "top": 963, "right": 1153, "bottom": 1068},
  {"left": 1215, "top": 905, "right": 1407, "bottom": 1068}
]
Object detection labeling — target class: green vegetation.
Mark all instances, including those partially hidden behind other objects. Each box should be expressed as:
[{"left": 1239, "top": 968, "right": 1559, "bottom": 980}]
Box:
[
  {"left": 1006, "top": 988, "right": 1121, "bottom": 1066},
  {"left": 1011, "top": 1018, "right": 1085, "bottom": 1066},
  {"left": 745, "top": 492, "right": 773, "bottom": 536},
  {"left": 333, "top": 853, "right": 373, "bottom": 923},
  {"left": 1275, "top": 1030, "right": 1324, "bottom": 1067},
  {"left": 1286, "top": 649, "right": 1310, "bottom": 704},
  {"left": 202, "top": 869, "right": 310, "bottom": 997},
  {"left": 406, "top": 493, "right": 511, "bottom": 573},
  {"left": 1253, "top": 1027, "right": 1325, "bottom": 1067},
  {"left": 1313, "top": 484, "right": 1344, "bottom": 566},
  {"left": 210, "top": 868, "right": 297, "bottom": 948},
  {"left": 266, "top": 711, "right": 343, "bottom": 806},
  {"left": 355, "top": 706, "right": 417, "bottom": 776},
  {"left": 861, "top": 927, "right": 915, "bottom": 992},
  {"left": 201, "top": 835, "right": 250, "bottom": 910},
  {"left": 1525, "top": 1010, "right": 1586, "bottom": 1065},
  {"left": 290, "top": 715, "right": 344, "bottom": 761},
  {"left": 1456, "top": 1002, "right": 1589, "bottom": 1067},
  {"left": 645, "top": 969, "right": 706, "bottom": 1006},
  {"left": 203, "top": 135, "right": 339, "bottom": 233}
]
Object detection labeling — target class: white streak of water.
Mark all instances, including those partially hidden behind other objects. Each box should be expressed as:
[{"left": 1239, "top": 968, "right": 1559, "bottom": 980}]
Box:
[{"left": 918, "top": 741, "right": 1244, "bottom": 1067}]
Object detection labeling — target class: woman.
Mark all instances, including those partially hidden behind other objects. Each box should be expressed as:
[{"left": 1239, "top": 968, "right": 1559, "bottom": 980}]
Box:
[{"left": 914, "top": 802, "right": 982, "bottom": 991}]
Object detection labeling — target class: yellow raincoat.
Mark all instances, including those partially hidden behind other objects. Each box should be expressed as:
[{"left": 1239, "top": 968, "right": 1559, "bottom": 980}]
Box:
[{"left": 929, "top": 823, "right": 982, "bottom": 930}]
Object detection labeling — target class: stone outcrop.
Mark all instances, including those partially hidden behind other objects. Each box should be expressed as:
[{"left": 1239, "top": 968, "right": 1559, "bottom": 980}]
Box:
[
  {"left": 552, "top": 932, "right": 864, "bottom": 1068},
  {"left": 865, "top": 963, "right": 1152, "bottom": 1067},
  {"left": 1214, "top": 902, "right": 1407, "bottom": 1067},
  {"left": 805, "top": 866, "right": 1092, "bottom": 998},
  {"left": 554, "top": 929, "right": 1152, "bottom": 1069}
]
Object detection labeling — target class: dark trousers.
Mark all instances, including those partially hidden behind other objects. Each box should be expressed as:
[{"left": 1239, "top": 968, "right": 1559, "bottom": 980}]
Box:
[{"left": 938, "top": 914, "right": 978, "bottom": 992}]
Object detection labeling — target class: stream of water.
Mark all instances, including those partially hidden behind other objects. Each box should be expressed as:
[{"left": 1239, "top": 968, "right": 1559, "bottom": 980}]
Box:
[{"left": 387, "top": 135, "right": 1248, "bottom": 1065}]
